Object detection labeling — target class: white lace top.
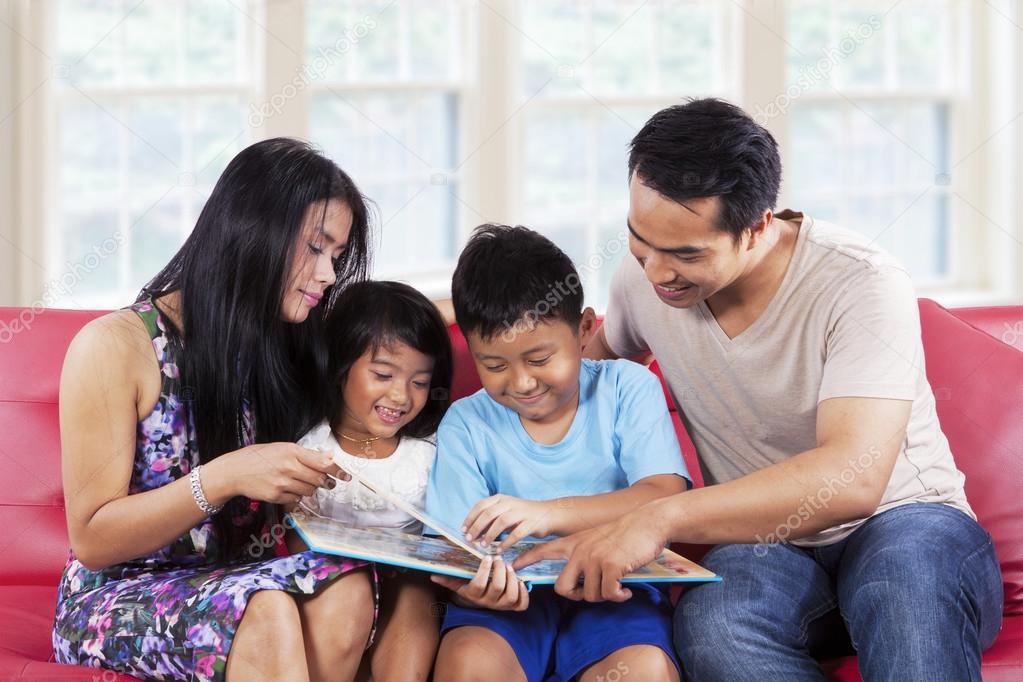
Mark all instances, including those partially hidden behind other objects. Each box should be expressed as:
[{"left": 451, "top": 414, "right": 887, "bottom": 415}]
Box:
[{"left": 296, "top": 420, "right": 436, "bottom": 533}]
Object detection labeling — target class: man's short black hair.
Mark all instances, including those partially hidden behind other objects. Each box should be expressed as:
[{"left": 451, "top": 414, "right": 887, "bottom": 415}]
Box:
[
  {"left": 452, "top": 224, "right": 584, "bottom": 340},
  {"left": 628, "top": 98, "right": 782, "bottom": 242}
]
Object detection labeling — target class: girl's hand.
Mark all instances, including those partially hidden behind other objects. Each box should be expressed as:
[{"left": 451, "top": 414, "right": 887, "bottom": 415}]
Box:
[
  {"left": 430, "top": 556, "right": 530, "bottom": 611},
  {"left": 463, "top": 494, "right": 556, "bottom": 551},
  {"left": 205, "top": 443, "right": 347, "bottom": 505}
]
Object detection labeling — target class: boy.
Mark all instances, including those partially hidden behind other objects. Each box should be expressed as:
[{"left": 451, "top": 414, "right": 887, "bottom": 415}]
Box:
[{"left": 426, "top": 224, "right": 690, "bottom": 682}]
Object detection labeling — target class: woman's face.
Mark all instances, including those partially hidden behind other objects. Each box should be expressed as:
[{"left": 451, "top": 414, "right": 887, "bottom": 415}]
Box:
[
  {"left": 281, "top": 198, "right": 353, "bottom": 324},
  {"left": 337, "top": 341, "right": 435, "bottom": 440}
]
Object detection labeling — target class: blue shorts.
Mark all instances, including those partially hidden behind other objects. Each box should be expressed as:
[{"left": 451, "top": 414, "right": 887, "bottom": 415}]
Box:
[{"left": 441, "top": 583, "right": 680, "bottom": 682}]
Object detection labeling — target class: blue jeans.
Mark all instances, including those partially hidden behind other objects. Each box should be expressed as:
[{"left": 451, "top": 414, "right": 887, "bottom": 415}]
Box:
[{"left": 674, "top": 503, "right": 1003, "bottom": 681}]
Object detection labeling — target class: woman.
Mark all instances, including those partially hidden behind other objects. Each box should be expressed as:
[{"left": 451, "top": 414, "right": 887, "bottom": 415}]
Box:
[{"left": 53, "top": 138, "right": 378, "bottom": 682}]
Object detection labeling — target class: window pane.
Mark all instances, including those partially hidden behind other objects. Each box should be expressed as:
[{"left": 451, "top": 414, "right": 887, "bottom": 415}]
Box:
[
  {"left": 56, "top": 0, "right": 248, "bottom": 88},
  {"left": 521, "top": 0, "right": 726, "bottom": 97},
  {"left": 51, "top": 207, "right": 123, "bottom": 306},
  {"left": 52, "top": 2, "right": 251, "bottom": 308},
  {"left": 786, "top": 0, "right": 956, "bottom": 284},
  {"left": 786, "top": 0, "right": 953, "bottom": 92},
  {"left": 366, "top": 181, "right": 457, "bottom": 271},
  {"left": 524, "top": 105, "right": 642, "bottom": 311},
  {"left": 128, "top": 200, "right": 182, "bottom": 294},
  {"left": 306, "top": 0, "right": 461, "bottom": 83},
  {"left": 524, "top": 110, "right": 588, "bottom": 209},
  {"left": 310, "top": 90, "right": 459, "bottom": 273}
]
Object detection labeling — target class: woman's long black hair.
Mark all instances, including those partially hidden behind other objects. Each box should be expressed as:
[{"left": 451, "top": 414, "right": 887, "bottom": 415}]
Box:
[
  {"left": 323, "top": 281, "right": 453, "bottom": 442},
  {"left": 139, "top": 138, "right": 372, "bottom": 558}
]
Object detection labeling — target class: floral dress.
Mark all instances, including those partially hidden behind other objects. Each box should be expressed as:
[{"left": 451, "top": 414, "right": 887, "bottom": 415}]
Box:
[{"left": 52, "top": 297, "right": 376, "bottom": 681}]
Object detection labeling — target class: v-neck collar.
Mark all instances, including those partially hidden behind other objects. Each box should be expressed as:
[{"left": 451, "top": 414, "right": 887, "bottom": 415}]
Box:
[{"left": 696, "top": 212, "right": 810, "bottom": 351}]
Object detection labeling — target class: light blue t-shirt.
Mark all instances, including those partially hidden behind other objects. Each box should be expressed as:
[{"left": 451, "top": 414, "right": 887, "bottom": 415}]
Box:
[{"left": 426, "top": 358, "right": 690, "bottom": 539}]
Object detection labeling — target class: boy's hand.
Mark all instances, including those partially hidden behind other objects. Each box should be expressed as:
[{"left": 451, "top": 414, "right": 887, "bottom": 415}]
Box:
[
  {"left": 430, "top": 556, "right": 529, "bottom": 611},
  {"left": 463, "top": 494, "right": 557, "bottom": 551}
]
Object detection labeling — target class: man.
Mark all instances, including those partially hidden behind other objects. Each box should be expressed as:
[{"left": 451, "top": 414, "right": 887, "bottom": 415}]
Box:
[{"left": 515, "top": 98, "right": 1003, "bottom": 680}]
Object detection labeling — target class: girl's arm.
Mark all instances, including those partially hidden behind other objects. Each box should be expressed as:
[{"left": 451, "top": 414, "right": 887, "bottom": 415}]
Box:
[{"left": 61, "top": 313, "right": 337, "bottom": 570}]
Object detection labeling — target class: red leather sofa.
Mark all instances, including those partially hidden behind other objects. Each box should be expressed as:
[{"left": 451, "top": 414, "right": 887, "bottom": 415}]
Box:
[{"left": 1, "top": 300, "right": 1020, "bottom": 680}]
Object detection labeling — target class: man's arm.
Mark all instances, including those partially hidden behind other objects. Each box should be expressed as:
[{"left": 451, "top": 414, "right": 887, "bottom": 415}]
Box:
[
  {"left": 433, "top": 298, "right": 456, "bottom": 327},
  {"left": 584, "top": 325, "right": 620, "bottom": 360},
  {"left": 514, "top": 395, "right": 911, "bottom": 601},
  {"left": 653, "top": 395, "right": 910, "bottom": 544},
  {"left": 463, "top": 473, "right": 687, "bottom": 550}
]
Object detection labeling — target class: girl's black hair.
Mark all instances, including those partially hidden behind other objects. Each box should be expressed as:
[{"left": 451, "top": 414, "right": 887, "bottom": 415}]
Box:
[
  {"left": 139, "top": 137, "right": 372, "bottom": 559},
  {"left": 323, "top": 281, "right": 452, "bottom": 441}
]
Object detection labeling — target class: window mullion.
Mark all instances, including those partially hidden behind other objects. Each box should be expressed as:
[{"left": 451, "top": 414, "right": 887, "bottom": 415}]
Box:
[
  {"left": 258, "top": 0, "right": 308, "bottom": 139},
  {"left": 737, "top": 0, "right": 788, "bottom": 205}
]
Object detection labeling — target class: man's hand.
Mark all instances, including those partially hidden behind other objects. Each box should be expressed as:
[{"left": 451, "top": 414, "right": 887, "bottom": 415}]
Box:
[
  {"left": 430, "top": 555, "right": 529, "bottom": 611},
  {"left": 513, "top": 502, "right": 670, "bottom": 602},
  {"left": 462, "top": 494, "right": 556, "bottom": 551}
]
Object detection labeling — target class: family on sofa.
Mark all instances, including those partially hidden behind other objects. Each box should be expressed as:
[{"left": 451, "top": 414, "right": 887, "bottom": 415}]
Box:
[{"left": 52, "top": 98, "right": 1002, "bottom": 682}]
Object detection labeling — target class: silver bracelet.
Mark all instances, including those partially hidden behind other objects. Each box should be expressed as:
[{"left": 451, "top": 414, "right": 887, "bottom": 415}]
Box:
[{"left": 189, "top": 465, "right": 223, "bottom": 516}]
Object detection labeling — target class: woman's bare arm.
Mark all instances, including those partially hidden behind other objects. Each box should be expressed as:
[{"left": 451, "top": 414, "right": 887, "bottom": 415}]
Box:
[{"left": 61, "top": 313, "right": 337, "bottom": 570}]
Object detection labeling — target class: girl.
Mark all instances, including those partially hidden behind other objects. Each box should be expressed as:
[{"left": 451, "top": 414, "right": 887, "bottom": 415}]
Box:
[
  {"left": 54, "top": 138, "right": 378, "bottom": 682},
  {"left": 288, "top": 280, "right": 453, "bottom": 682}
]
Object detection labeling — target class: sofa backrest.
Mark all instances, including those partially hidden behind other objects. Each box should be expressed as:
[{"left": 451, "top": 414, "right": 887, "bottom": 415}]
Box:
[
  {"left": 953, "top": 305, "right": 1023, "bottom": 353},
  {"left": 918, "top": 299, "right": 1023, "bottom": 615},
  {"left": 0, "top": 308, "right": 105, "bottom": 585},
  {"left": 0, "top": 301, "right": 1019, "bottom": 612}
]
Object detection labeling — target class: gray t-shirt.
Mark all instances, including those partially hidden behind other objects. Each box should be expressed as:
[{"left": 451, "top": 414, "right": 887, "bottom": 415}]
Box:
[{"left": 604, "top": 210, "right": 973, "bottom": 546}]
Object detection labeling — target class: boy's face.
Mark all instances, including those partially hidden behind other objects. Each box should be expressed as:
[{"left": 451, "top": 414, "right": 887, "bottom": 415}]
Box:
[{"left": 468, "top": 311, "right": 596, "bottom": 426}]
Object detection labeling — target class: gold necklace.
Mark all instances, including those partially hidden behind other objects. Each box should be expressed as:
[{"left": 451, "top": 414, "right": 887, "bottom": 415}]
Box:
[{"left": 337, "top": 431, "right": 381, "bottom": 445}]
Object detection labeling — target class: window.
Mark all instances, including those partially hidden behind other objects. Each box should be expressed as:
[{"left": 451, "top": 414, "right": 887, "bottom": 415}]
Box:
[
  {"left": 518, "top": 1, "right": 737, "bottom": 307},
  {"left": 784, "top": 0, "right": 964, "bottom": 286},
  {"left": 30, "top": 0, "right": 1018, "bottom": 310},
  {"left": 52, "top": 0, "right": 254, "bottom": 307},
  {"left": 306, "top": 0, "right": 465, "bottom": 278}
]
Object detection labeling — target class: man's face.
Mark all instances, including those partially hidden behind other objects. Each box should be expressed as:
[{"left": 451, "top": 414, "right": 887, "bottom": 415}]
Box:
[{"left": 627, "top": 174, "right": 752, "bottom": 309}]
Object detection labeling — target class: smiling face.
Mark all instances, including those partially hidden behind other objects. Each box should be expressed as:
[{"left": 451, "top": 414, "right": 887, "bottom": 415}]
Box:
[
  {"left": 281, "top": 198, "right": 353, "bottom": 323},
  {"left": 468, "top": 311, "right": 596, "bottom": 429},
  {"left": 335, "top": 341, "right": 435, "bottom": 440},
  {"left": 627, "top": 174, "right": 757, "bottom": 309}
]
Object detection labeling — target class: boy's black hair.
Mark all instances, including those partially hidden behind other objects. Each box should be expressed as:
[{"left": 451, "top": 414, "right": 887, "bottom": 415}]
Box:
[
  {"left": 628, "top": 98, "right": 782, "bottom": 242},
  {"left": 452, "top": 224, "right": 584, "bottom": 340},
  {"left": 323, "top": 280, "right": 452, "bottom": 439}
]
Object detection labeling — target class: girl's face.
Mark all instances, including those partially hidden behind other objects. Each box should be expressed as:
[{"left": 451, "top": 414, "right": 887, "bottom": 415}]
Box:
[
  {"left": 281, "top": 198, "right": 353, "bottom": 324},
  {"left": 337, "top": 340, "right": 435, "bottom": 439}
]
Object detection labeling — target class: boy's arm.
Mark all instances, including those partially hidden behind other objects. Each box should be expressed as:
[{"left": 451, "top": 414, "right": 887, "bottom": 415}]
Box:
[
  {"left": 544, "top": 473, "right": 686, "bottom": 535},
  {"left": 464, "top": 473, "right": 686, "bottom": 550},
  {"left": 428, "top": 412, "right": 531, "bottom": 611}
]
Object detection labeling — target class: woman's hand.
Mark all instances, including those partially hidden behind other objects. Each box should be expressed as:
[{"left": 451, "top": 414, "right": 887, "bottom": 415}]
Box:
[
  {"left": 462, "top": 494, "right": 556, "bottom": 551},
  {"left": 204, "top": 443, "right": 346, "bottom": 506},
  {"left": 430, "top": 556, "right": 530, "bottom": 611}
]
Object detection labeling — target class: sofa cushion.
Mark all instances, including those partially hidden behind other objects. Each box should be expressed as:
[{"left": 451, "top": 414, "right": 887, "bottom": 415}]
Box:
[
  {"left": 920, "top": 299, "right": 1023, "bottom": 615},
  {"left": 0, "top": 585, "right": 141, "bottom": 680}
]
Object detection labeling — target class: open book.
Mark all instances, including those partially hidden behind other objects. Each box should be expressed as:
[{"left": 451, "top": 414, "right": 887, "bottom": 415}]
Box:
[{"left": 287, "top": 460, "right": 720, "bottom": 588}]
